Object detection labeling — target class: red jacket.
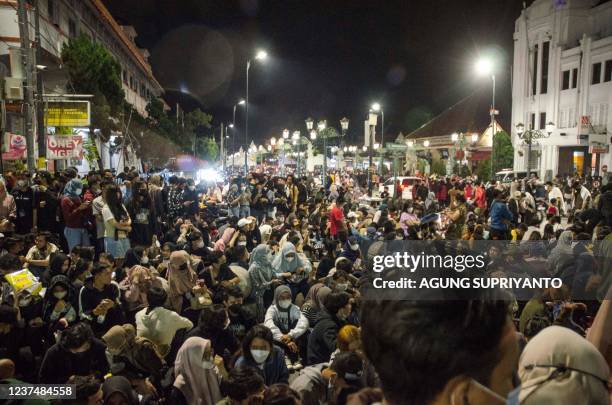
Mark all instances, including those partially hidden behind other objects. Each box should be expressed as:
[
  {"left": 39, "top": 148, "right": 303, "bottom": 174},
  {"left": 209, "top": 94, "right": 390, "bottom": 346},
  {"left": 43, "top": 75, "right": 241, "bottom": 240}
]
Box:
[
  {"left": 474, "top": 186, "right": 486, "bottom": 209},
  {"left": 61, "top": 196, "right": 89, "bottom": 228}
]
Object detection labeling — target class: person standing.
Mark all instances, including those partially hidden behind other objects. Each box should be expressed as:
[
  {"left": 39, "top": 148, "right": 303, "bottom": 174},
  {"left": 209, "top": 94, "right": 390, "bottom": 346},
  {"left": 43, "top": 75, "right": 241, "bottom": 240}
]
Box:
[
  {"left": 61, "top": 179, "right": 92, "bottom": 252},
  {"left": 12, "top": 178, "right": 35, "bottom": 234},
  {"left": 0, "top": 180, "right": 16, "bottom": 232},
  {"left": 489, "top": 189, "right": 513, "bottom": 240},
  {"left": 329, "top": 197, "right": 347, "bottom": 242},
  {"left": 102, "top": 184, "right": 132, "bottom": 267}
]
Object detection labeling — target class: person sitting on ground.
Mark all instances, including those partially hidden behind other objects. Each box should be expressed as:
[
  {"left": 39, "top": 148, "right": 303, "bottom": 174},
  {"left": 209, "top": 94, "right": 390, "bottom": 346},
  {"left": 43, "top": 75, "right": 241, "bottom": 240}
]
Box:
[
  {"left": 217, "top": 366, "right": 265, "bottom": 405},
  {"left": 307, "top": 292, "right": 352, "bottom": 365},
  {"left": 39, "top": 323, "right": 109, "bottom": 384},
  {"left": 235, "top": 324, "right": 289, "bottom": 385},
  {"left": 264, "top": 285, "right": 309, "bottom": 370},
  {"left": 135, "top": 287, "right": 193, "bottom": 359}
]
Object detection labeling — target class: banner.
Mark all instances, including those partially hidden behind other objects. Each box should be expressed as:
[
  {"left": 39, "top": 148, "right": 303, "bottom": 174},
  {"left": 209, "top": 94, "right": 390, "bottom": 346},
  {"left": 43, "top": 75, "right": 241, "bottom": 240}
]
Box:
[
  {"left": 46, "top": 135, "right": 84, "bottom": 160},
  {"left": 1, "top": 133, "right": 27, "bottom": 160},
  {"left": 44, "top": 101, "right": 91, "bottom": 127}
]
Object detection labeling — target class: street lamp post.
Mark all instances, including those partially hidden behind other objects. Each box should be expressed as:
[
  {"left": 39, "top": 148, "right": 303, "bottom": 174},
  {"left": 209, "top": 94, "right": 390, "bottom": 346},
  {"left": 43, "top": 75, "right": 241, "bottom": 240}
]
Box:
[
  {"left": 475, "top": 58, "right": 496, "bottom": 180},
  {"left": 371, "top": 103, "right": 384, "bottom": 176},
  {"left": 516, "top": 122, "right": 554, "bottom": 179},
  {"left": 318, "top": 120, "right": 327, "bottom": 188},
  {"left": 367, "top": 111, "right": 378, "bottom": 196},
  {"left": 231, "top": 100, "right": 245, "bottom": 172},
  {"left": 245, "top": 50, "right": 267, "bottom": 176}
]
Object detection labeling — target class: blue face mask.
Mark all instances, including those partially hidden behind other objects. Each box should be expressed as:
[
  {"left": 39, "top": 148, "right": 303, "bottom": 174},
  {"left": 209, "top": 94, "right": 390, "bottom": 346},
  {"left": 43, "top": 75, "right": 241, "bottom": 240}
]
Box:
[{"left": 469, "top": 379, "right": 520, "bottom": 405}]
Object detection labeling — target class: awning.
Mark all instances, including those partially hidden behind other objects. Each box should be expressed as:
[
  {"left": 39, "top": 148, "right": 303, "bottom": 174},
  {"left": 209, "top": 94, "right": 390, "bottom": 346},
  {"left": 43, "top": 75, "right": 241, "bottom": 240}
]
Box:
[{"left": 468, "top": 150, "right": 491, "bottom": 161}]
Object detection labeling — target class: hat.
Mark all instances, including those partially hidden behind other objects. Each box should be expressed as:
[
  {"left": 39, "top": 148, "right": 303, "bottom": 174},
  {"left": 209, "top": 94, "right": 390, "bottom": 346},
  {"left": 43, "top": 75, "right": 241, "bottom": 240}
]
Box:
[
  {"left": 237, "top": 218, "right": 253, "bottom": 228},
  {"left": 347, "top": 212, "right": 357, "bottom": 219}
]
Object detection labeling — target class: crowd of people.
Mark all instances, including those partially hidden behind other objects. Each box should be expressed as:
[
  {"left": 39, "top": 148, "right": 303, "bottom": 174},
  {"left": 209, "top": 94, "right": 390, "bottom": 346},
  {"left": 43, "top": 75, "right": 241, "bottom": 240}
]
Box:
[{"left": 0, "top": 165, "right": 609, "bottom": 404}]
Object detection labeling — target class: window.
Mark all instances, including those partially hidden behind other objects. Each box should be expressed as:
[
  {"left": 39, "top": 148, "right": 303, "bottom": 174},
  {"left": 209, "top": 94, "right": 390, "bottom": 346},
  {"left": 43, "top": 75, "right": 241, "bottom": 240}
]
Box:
[
  {"left": 528, "top": 149, "right": 540, "bottom": 171},
  {"left": 48, "top": 0, "right": 55, "bottom": 19},
  {"left": 568, "top": 107, "right": 575, "bottom": 127},
  {"left": 68, "top": 18, "right": 77, "bottom": 38},
  {"left": 592, "top": 62, "right": 601, "bottom": 85},
  {"left": 532, "top": 44, "right": 538, "bottom": 95},
  {"left": 571, "top": 68, "right": 578, "bottom": 88},
  {"left": 539, "top": 112, "right": 546, "bottom": 130},
  {"left": 561, "top": 70, "right": 570, "bottom": 90},
  {"left": 122, "top": 70, "right": 128, "bottom": 84},
  {"left": 530, "top": 113, "right": 536, "bottom": 130},
  {"left": 540, "top": 41, "right": 549, "bottom": 94},
  {"left": 605, "top": 60, "right": 612, "bottom": 82}
]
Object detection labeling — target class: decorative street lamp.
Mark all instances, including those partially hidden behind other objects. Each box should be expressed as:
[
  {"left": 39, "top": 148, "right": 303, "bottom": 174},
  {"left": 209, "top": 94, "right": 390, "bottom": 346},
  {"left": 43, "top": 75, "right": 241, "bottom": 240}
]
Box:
[
  {"left": 244, "top": 50, "right": 268, "bottom": 175},
  {"left": 371, "top": 103, "right": 384, "bottom": 176},
  {"left": 367, "top": 111, "right": 378, "bottom": 195},
  {"left": 516, "top": 121, "right": 554, "bottom": 178},
  {"left": 423, "top": 140, "right": 430, "bottom": 148},
  {"left": 340, "top": 117, "right": 349, "bottom": 137}
]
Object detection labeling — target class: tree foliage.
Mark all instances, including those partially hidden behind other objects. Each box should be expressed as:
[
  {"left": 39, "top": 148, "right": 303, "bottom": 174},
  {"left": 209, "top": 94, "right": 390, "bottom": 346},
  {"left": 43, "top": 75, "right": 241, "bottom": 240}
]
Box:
[
  {"left": 404, "top": 107, "right": 434, "bottom": 133},
  {"left": 491, "top": 131, "right": 514, "bottom": 174},
  {"left": 475, "top": 159, "right": 492, "bottom": 181}
]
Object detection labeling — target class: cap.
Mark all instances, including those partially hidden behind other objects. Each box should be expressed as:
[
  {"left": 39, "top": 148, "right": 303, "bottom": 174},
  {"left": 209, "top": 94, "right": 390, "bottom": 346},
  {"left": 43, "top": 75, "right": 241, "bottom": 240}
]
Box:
[{"left": 237, "top": 218, "right": 253, "bottom": 228}]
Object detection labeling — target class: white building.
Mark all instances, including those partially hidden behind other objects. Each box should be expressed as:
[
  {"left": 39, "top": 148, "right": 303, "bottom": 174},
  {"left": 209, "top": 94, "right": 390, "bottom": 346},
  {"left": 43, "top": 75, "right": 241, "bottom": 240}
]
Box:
[
  {"left": 0, "top": 0, "right": 164, "bottom": 172},
  {"left": 511, "top": 0, "right": 612, "bottom": 179}
]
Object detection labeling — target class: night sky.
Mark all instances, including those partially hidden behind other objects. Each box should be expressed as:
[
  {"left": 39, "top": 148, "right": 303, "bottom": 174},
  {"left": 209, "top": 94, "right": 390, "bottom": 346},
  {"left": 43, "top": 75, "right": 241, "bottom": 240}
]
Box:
[{"left": 105, "top": 0, "right": 529, "bottom": 149}]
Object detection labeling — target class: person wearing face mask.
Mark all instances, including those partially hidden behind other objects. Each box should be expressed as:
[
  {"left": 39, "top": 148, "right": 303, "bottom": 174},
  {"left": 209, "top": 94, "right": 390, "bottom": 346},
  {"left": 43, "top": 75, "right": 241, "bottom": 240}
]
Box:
[
  {"left": 32, "top": 171, "right": 60, "bottom": 235},
  {"left": 338, "top": 236, "right": 360, "bottom": 264},
  {"left": 13, "top": 288, "right": 46, "bottom": 359},
  {"left": 272, "top": 242, "right": 312, "bottom": 301},
  {"left": 517, "top": 326, "right": 609, "bottom": 405},
  {"left": 248, "top": 244, "right": 281, "bottom": 322},
  {"left": 264, "top": 285, "right": 309, "bottom": 371},
  {"left": 200, "top": 251, "right": 240, "bottom": 297},
  {"left": 101, "top": 323, "right": 164, "bottom": 394},
  {"left": 326, "top": 351, "right": 366, "bottom": 405},
  {"left": 307, "top": 292, "right": 352, "bottom": 365},
  {"left": 126, "top": 180, "right": 154, "bottom": 248},
  {"left": 188, "top": 231, "right": 210, "bottom": 258},
  {"left": 39, "top": 323, "right": 109, "bottom": 384},
  {"left": 238, "top": 182, "right": 252, "bottom": 219},
  {"left": 61, "top": 178, "right": 92, "bottom": 252},
  {"left": 182, "top": 179, "right": 199, "bottom": 218},
  {"left": 236, "top": 325, "right": 289, "bottom": 385},
  {"left": 11, "top": 177, "right": 35, "bottom": 235},
  {"left": 170, "top": 337, "right": 223, "bottom": 405},
  {"left": 42, "top": 274, "right": 77, "bottom": 340},
  {"left": 136, "top": 287, "right": 192, "bottom": 360}
]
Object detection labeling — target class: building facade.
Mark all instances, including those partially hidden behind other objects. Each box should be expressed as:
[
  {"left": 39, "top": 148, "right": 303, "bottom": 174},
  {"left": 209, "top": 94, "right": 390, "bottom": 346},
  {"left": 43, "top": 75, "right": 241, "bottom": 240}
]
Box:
[{"left": 511, "top": 0, "right": 612, "bottom": 179}]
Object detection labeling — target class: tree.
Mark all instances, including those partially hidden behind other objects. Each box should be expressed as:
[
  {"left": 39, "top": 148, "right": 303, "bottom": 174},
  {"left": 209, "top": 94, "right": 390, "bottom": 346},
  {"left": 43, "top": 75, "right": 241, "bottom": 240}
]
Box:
[
  {"left": 491, "top": 131, "right": 514, "bottom": 174},
  {"left": 184, "top": 109, "right": 213, "bottom": 152},
  {"left": 196, "top": 137, "right": 219, "bottom": 162},
  {"left": 62, "top": 35, "right": 124, "bottom": 167},
  {"left": 431, "top": 160, "right": 447, "bottom": 176},
  {"left": 475, "top": 159, "right": 492, "bottom": 181}
]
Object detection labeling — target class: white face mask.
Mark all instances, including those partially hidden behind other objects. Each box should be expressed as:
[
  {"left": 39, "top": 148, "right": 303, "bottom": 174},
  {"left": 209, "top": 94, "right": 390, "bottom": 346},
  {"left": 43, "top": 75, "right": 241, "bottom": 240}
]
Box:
[
  {"left": 350, "top": 244, "right": 359, "bottom": 251},
  {"left": 285, "top": 256, "right": 295, "bottom": 263},
  {"left": 141, "top": 256, "right": 149, "bottom": 264},
  {"left": 250, "top": 349, "right": 270, "bottom": 364},
  {"left": 53, "top": 291, "right": 67, "bottom": 299},
  {"left": 336, "top": 283, "right": 348, "bottom": 291},
  {"left": 195, "top": 240, "right": 205, "bottom": 249},
  {"left": 278, "top": 299, "right": 292, "bottom": 309},
  {"left": 202, "top": 359, "right": 215, "bottom": 370},
  {"left": 237, "top": 241, "right": 247, "bottom": 247}
]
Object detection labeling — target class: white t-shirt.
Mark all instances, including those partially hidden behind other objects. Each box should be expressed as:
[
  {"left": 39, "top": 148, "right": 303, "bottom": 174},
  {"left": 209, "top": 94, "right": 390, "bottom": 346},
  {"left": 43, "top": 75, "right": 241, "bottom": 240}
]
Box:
[
  {"left": 102, "top": 204, "right": 128, "bottom": 239},
  {"left": 92, "top": 196, "right": 106, "bottom": 239}
]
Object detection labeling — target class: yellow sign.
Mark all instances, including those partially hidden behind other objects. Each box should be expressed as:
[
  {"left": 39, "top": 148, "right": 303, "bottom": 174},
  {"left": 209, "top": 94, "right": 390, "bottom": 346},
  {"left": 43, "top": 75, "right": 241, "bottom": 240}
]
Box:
[{"left": 45, "top": 101, "right": 91, "bottom": 127}]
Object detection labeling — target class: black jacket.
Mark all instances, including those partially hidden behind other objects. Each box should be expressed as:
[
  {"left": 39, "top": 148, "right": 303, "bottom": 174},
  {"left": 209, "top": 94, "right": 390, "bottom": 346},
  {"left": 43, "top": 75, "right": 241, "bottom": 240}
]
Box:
[
  {"left": 307, "top": 310, "right": 345, "bottom": 365},
  {"left": 39, "top": 337, "right": 109, "bottom": 383}
]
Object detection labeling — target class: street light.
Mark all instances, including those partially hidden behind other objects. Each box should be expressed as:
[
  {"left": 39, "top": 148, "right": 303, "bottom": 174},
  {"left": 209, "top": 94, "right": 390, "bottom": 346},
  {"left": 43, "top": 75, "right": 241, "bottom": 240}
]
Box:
[
  {"left": 310, "top": 130, "right": 317, "bottom": 140},
  {"left": 371, "top": 103, "right": 385, "bottom": 176},
  {"left": 231, "top": 99, "right": 246, "bottom": 170},
  {"left": 367, "top": 111, "right": 378, "bottom": 195},
  {"left": 516, "top": 121, "right": 554, "bottom": 178},
  {"left": 475, "top": 56, "right": 496, "bottom": 180},
  {"left": 471, "top": 133, "right": 479, "bottom": 143},
  {"left": 245, "top": 50, "right": 268, "bottom": 175},
  {"left": 423, "top": 140, "right": 430, "bottom": 147},
  {"left": 283, "top": 128, "right": 289, "bottom": 139},
  {"left": 340, "top": 117, "right": 349, "bottom": 136}
]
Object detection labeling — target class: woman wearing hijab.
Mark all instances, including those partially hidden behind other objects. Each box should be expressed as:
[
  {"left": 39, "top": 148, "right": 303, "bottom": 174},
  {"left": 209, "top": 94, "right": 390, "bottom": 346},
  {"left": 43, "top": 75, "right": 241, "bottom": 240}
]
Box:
[
  {"left": 547, "top": 230, "right": 575, "bottom": 275},
  {"left": 167, "top": 250, "right": 198, "bottom": 311},
  {"left": 248, "top": 244, "right": 279, "bottom": 322},
  {"left": 119, "top": 265, "right": 164, "bottom": 322},
  {"left": 517, "top": 326, "right": 609, "bottom": 405},
  {"left": 102, "top": 375, "right": 141, "bottom": 405},
  {"left": 273, "top": 242, "right": 312, "bottom": 300},
  {"left": 61, "top": 178, "right": 91, "bottom": 252},
  {"left": 264, "top": 285, "right": 309, "bottom": 369},
  {"left": 171, "top": 337, "right": 223, "bottom": 405},
  {"left": 101, "top": 324, "right": 164, "bottom": 387},
  {"left": 301, "top": 283, "right": 332, "bottom": 328}
]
